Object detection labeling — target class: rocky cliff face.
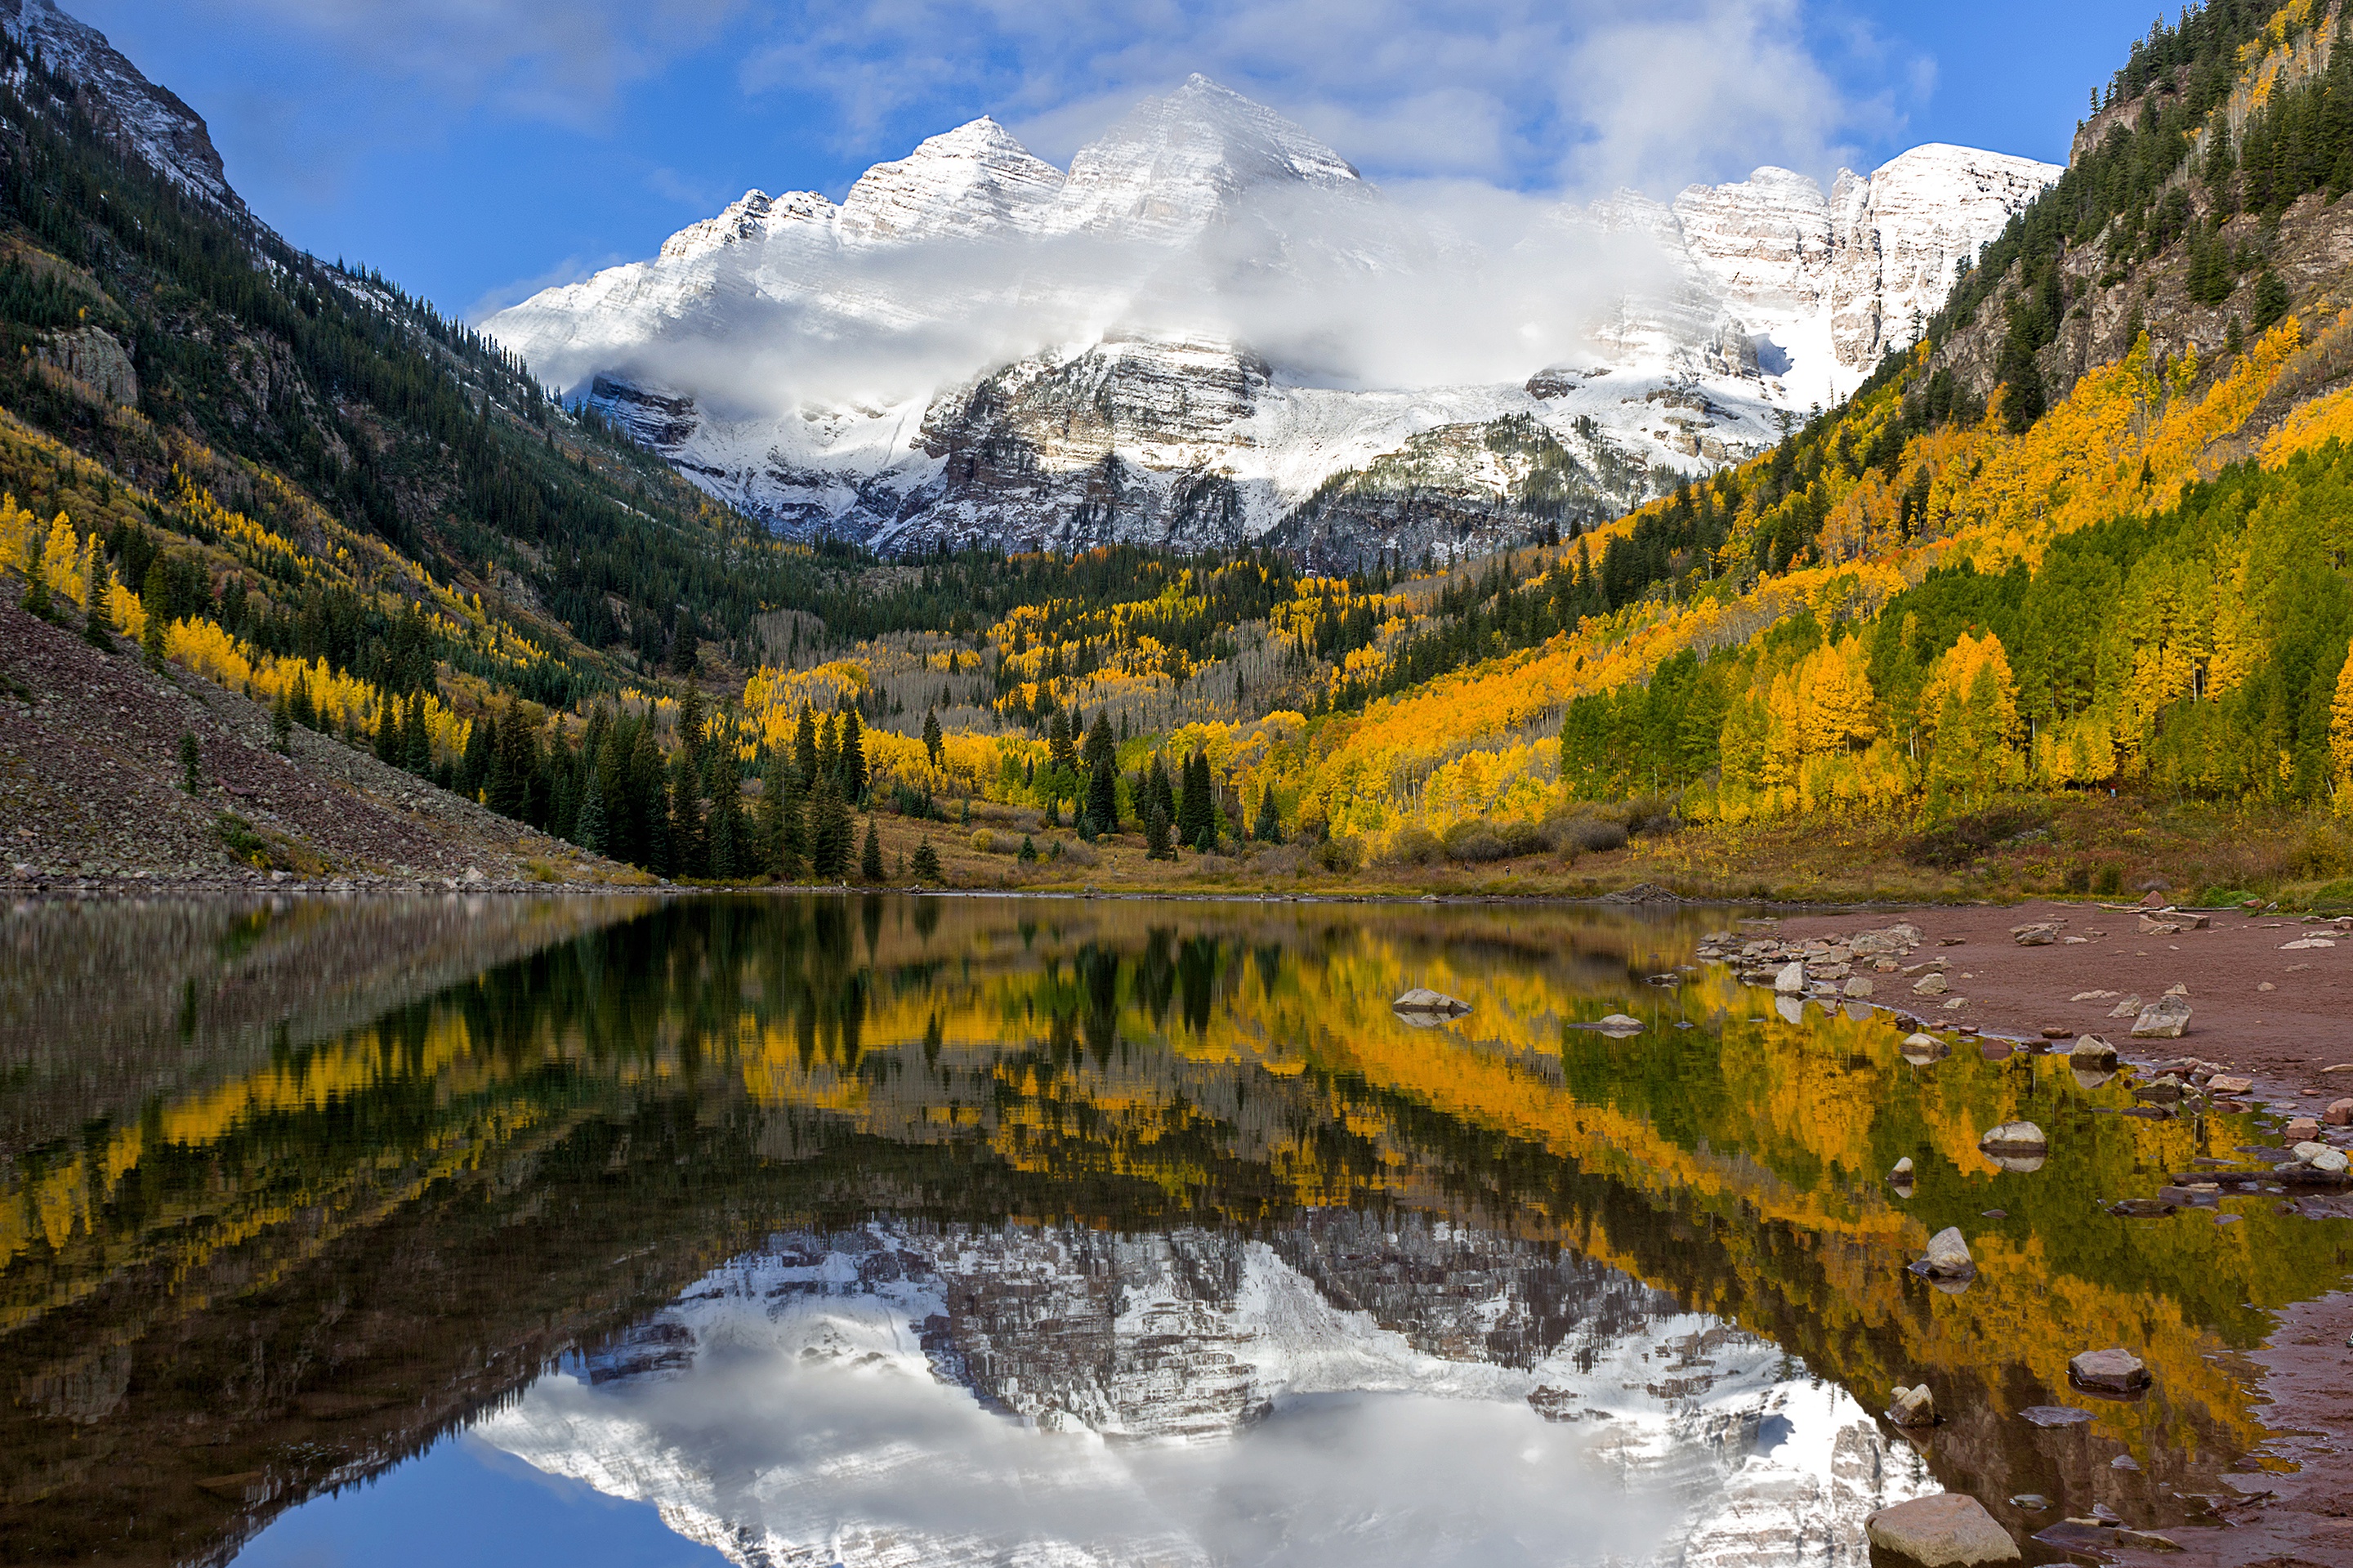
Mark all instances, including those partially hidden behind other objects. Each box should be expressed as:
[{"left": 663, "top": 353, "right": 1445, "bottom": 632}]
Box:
[
  {"left": 485, "top": 81, "right": 2056, "bottom": 559},
  {"left": 0, "top": 0, "right": 243, "bottom": 212},
  {"left": 480, "top": 1216, "right": 1931, "bottom": 1566}
]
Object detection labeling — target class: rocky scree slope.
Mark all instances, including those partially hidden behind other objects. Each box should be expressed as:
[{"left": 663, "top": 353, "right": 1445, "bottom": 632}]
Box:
[
  {"left": 0, "top": 596, "right": 621, "bottom": 891},
  {"left": 488, "top": 78, "right": 2056, "bottom": 562}
]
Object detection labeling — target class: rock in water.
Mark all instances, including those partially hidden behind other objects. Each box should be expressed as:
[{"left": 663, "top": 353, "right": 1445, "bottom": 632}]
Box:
[
  {"left": 2067, "top": 1347, "right": 2150, "bottom": 1394},
  {"left": 1916, "top": 1226, "right": 1974, "bottom": 1280},
  {"left": 2069, "top": 1034, "right": 2118, "bottom": 1065},
  {"left": 1595, "top": 1013, "right": 1645, "bottom": 1033},
  {"left": 1774, "top": 961, "right": 1806, "bottom": 994},
  {"left": 1391, "top": 989, "right": 1470, "bottom": 1017},
  {"left": 1978, "top": 1122, "right": 2047, "bottom": 1173},
  {"left": 1978, "top": 1122, "right": 2047, "bottom": 1154},
  {"left": 1891, "top": 1156, "right": 1915, "bottom": 1180},
  {"left": 1886, "top": 1383, "right": 1937, "bottom": 1427},
  {"left": 1864, "top": 1494, "right": 2021, "bottom": 1567},
  {"left": 2131, "top": 996, "right": 2191, "bottom": 1039}
]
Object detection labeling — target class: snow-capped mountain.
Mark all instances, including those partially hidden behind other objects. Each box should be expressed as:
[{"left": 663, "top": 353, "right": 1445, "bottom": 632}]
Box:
[
  {"left": 478, "top": 1216, "right": 1931, "bottom": 1567},
  {"left": 485, "top": 78, "right": 2056, "bottom": 559},
  {"left": 0, "top": 0, "right": 243, "bottom": 212}
]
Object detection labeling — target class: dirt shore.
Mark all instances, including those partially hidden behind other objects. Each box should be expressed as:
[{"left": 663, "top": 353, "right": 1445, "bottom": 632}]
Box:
[
  {"left": 1764, "top": 899, "right": 2353, "bottom": 1568},
  {"left": 1767, "top": 900, "right": 2353, "bottom": 1088}
]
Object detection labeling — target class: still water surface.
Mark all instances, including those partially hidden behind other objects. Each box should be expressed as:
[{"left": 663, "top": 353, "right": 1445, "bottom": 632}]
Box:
[{"left": 2, "top": 894, "right": 2345, "bottom": 1566}]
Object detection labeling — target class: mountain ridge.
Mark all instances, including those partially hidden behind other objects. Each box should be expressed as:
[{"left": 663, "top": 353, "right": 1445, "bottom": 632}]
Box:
[{"left": 485, "top": 83, "right": 2057, "bottom": 561}]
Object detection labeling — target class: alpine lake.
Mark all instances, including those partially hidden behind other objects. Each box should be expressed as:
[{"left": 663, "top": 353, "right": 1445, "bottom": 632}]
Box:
[{"left": 2, "top": 892, "right": 2346, "bottom": 1567}]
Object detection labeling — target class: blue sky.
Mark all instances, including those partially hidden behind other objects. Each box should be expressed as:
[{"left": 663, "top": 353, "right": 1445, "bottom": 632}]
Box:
[{"left": 78, "top": 0, "right": 2158, "bottom": 321}]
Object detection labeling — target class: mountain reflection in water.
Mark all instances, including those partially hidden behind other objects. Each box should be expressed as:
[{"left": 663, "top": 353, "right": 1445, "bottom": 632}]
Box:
[{"left": 1, "top": 894, "right": 2345, "bottom": 1567}]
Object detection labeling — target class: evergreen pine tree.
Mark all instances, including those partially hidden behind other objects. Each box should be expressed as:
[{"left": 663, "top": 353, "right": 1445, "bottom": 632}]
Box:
[
  {"left": 840, "top": 708, "right": 868, "bottom": 802},
  {"left": 1017, "top": 833, "right": 1038, "bottom": 863},
  {"left": 1194, "top": 821, "right": 1217, "bottom": 855},
  {"left": 1048, "top": 708, "right": 1076, "bottom": 775},
  {"left": 859, "top": 816, "right": 884, "bottom": 882},
  {"left": 1176, "top": 752, "right": 1211, "bottom": 844},
  {"left": 2253, "top": 268, "right": 2291, "bottom": 332},
  {"left": 793, "top": 707, "right": 819, "bottom": 788},
  {"left": 1253, "top": 787, "right": 1284, "bottom": 843},
  {"left": 21, "top": 532, "right": 49, "bottom": 620},
  {"left": 82, "top": 558, "right": 111, "bottom": 650},
  {"left": 670, "top": 748, "right": 707, "bottom": 877},
  {"left": 922, "top": 707, "right": 944, "bottom": 767},
  {"left": 629, "top": 722, "right": 670, "bottom": 871},
  {"left": 911, "top": 838, "right": 942, "bottom": 882},
  {"left": 806, "top": 768, "right": 852, "bottom": 880},
  {"left": 270, "top": 689, "right": 293, "bottom": 753},
  {"left": 1083, "top": 711, "right": 1118, "bottom": 831},
  {"left": 404, "top": 693, "right": 431, "bottom": 775},
  {"left": 178, "top": 731, "right": 201, "bottom": 794},
  {"left": 1145, "top": 803, "right": 1174, "bottom": 860},
  {"left": 574, "top": 772, "right": 609, "bottom": 854},
  {"left": 141, "top": 604, "right": 165, "bottom": 669},
  {"left": 676, "top": 686, "right": 707, "bottom": 767},
  {"left": 374, "top": 702, "right": 402, "bottom": 766},
  {"left": 709, "top": 750, "right": 743, "bottom": 878}
]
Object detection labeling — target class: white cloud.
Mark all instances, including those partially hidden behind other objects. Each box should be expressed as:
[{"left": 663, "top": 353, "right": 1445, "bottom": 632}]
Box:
[{"left": 734, "top": 0, "right": 1917, "bottom": 200}]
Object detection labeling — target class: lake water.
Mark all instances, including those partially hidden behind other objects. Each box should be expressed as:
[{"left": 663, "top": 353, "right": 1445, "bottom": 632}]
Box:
[{"left": 2, "top": 893, "right": 2343, "bottom": 1567}]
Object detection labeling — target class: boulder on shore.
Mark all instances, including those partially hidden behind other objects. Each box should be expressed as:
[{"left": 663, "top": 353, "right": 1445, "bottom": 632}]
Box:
[
  {"left": 2068, "top": 1347, "right": 2150, "bottom": 1395},
  {"left": 2131, "top": 996, "right": 2191, "bottom": 1039},
  {"left": 1864, "top": 1494, "right": 2021, "bottom": 1568},
  {"left": 1774, "top": 961, "right": 1807, "bottom": 994}
]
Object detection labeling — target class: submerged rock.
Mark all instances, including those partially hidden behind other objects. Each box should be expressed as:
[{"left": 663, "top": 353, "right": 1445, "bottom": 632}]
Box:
[
  {"left": 1914, "top": 1227, "right": 1974, "bottom": 1281},
  {"left": 2067, "top": 1347, "right": 2150, "bottom": 1395},
  {"left": 1392, "top": 989, "right": 1470, "bottom": 1018},
  {"left": 1864, "top": 1493, "right": 2021, "bottom": 1568},
  {"left": 1886, "top": 1383, "right": 1937, "bottom": 1427},
  {"left": 1978, "top": 1122, "right": 2047, "bottom": 1155}
]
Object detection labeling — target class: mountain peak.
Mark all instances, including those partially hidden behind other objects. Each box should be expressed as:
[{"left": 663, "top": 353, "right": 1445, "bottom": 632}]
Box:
[
  {"left": 1056, "top": 74, "right": 1365, "bottom": 240},
  {"left": 838, "top": 115, "right": 1066, "bottom": 243}
]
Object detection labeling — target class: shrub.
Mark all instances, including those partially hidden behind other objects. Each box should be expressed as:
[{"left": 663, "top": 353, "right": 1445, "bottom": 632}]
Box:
[
  {"left": 1545, "top": 811, "right": 1627, "bottom": 853},
  {"left": 969, "top": 829, "right": 1001, "bottom": 855},
  {"left": 1382, "top": 824, "right": 1443, "bottom": 865},
  {"left": 1443, "top": 819, "right": 1543, "bottom": 863},
  {"left": 1312, "top": 835, "right": 1363, "bottom": 873}
]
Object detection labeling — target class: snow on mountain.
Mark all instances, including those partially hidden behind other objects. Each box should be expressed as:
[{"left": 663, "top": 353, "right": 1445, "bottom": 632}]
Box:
[
  {"left": 477, "top": 1218, "right": 1933, "bottom": 1567},
  {"left": 1672, "top": 144, "right": 2061, "bottom": 411},
  {"left": 0, "top": 0, "right": 243, "bottom": 212},
  {"left": 483, "top": 80, "right": 2057, "bottom": 558}
]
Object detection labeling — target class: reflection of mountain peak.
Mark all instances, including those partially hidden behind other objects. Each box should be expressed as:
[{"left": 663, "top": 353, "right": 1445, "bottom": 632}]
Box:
[{"left": 482, "top": 1217, "right": 1931, "bottom": 1566}]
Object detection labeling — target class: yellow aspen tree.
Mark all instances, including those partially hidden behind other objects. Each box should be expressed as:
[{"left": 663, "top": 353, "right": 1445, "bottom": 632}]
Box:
[
  {"left": 2331, "top": 650, "right": 2353, "bottom": 815},
  {"left": 41, "top": 514, "right": 83, "bottom": 605}
]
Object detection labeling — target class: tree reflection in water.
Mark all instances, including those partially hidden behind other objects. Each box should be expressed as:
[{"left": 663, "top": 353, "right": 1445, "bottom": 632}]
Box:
[{"left": 0, "top": 895, "right": 2342, "bottom": 1565}]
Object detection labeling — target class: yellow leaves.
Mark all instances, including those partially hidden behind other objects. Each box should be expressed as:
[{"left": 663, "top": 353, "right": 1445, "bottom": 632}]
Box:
[
  {"left": 1795, "top": 637, "right": 1877, "bottom": 757},
  {"left": 1921, "top": 631, "right": 2022, "bottom": 751},
  {"left": 40, "top": 512, "right": 82, "bottom": 604}
]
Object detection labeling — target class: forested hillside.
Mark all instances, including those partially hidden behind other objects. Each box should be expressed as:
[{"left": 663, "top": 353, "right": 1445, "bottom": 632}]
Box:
[{"left": 806, "top": 0, "right": 2353, "bottom": 903}]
